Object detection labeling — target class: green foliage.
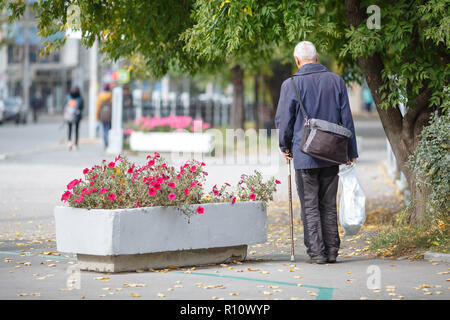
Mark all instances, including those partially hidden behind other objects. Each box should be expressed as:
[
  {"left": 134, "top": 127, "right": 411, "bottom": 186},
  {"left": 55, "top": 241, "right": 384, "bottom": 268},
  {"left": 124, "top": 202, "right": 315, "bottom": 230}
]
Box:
[
  {"left": 407, "top": 111, "right": 450, "bottom": 218},
  {"left": 369, "top": 208, "right": 450, "bottom": 257},
  {"left": 1, "top": 0, "right": 448, "bottom": 109}
]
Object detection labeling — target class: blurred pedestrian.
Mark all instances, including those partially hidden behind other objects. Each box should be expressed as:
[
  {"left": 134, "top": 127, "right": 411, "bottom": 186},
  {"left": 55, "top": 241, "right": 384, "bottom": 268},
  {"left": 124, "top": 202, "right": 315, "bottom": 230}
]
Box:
[
  {"left": 122, "top": 84, "right": 133, "bottom": 122},
  {"left": 63, "top": 86, "right": 84, "bottom": 151},
  {"left": 362, "top": 87, "right": 374, "bottom": 112},
  {"left": 31, "top": 91, "right": 43, "bottom": 123},
  {"left": 96, "top": 84, "right": 113, "bottom": 149}
]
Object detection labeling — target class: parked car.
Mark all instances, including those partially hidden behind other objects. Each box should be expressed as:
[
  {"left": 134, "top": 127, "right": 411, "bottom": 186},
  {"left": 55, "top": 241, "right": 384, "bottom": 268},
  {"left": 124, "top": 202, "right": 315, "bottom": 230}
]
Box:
[
  {"left": 1, "top": 97, "right": 27, "bottom": 124},
  {"left": 0, "top": 100, "right": 4, "bottom": 124}
]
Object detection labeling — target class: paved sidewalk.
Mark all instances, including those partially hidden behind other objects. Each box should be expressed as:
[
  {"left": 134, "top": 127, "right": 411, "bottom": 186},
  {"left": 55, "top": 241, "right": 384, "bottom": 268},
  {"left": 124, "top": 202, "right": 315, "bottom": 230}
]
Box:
[{"left": 0, "top": 116, "right": 448, "bottom": 300}]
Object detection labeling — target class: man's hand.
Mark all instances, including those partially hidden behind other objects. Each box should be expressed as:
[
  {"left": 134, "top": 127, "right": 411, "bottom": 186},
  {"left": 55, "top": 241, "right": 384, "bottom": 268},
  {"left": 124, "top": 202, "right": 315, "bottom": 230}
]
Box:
[
  {"left": 346, "top": 158, "right": 357, "bottom": 165},
  {"left": 282, "top": 150, "right": 293, "bottom": 164}
]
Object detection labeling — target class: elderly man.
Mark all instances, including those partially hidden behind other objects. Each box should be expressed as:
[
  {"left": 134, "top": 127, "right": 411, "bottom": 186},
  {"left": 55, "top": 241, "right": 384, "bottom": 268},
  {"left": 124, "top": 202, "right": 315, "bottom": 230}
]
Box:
[{"left": 275, "top": 41, "right": 358, "bottom": 264}]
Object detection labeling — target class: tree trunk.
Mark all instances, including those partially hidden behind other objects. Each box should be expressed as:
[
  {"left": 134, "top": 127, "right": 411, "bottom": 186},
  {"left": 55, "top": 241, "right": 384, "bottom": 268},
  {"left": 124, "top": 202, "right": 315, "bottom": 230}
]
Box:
[
  {"left": 253, "top": 74, "right": 260, "bottom": 131},
  {"left": 263, "top": 60, "right": 293, "bottom": 127},
  {"left": 345, "top": 0, "right": 432, "bottom": 223},
  {"left": 231, "top": 65, "right": 245, "bottom": 130}
]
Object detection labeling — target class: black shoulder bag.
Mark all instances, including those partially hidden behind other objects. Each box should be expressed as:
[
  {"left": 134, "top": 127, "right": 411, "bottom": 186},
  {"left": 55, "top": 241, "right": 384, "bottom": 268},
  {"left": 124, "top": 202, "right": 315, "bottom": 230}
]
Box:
[{"left": 290, "top": 77, "right": 352, "bottom": 164}]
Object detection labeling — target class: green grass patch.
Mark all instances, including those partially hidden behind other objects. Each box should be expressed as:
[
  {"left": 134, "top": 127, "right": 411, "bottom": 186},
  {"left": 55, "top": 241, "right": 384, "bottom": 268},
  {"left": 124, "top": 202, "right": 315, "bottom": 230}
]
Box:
[{"left": 368, "top": 209, "right": 450, "bottom": 259}]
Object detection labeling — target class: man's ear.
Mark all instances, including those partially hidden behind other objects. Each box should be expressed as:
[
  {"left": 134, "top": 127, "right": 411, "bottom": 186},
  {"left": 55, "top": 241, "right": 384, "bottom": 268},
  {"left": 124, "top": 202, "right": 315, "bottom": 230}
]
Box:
[
  {"left": 315, "top": 54, "right": 319, "bottom": 63},
  {"left": 295, "top": 56, "right": 301, "bottom": 67}
]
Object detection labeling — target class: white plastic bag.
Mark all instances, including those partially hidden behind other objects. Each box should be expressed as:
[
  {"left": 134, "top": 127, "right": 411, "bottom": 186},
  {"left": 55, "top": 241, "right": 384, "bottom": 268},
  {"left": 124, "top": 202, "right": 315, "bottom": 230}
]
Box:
[{"left": 338, "top": 163, "right": 366, "bottom": 236}]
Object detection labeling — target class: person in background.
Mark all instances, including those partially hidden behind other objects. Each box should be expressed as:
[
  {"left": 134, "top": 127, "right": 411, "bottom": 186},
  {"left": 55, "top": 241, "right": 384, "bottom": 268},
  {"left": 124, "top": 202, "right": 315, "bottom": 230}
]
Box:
[
  {"left": 64, "top": 86, "right": 84, "bottom": 151},
  {"left": 31, "top": 91, "right": 43, "bottom": 123},
  {"left": 362, "top": 86, "right": 374, "bottom": 112},
  {"left": 96, "top": 84, "right": 113, "bottom": 149}
]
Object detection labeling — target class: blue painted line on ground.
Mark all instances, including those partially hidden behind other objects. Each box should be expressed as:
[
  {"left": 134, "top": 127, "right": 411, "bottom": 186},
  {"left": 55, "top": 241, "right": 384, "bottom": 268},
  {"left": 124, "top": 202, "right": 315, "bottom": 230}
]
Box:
[
  {"left": 177, "top": 271, "right": 335, "bottom": 300},
  {"left": 0, "top": 251, "right": 334, "bottom": 299}
]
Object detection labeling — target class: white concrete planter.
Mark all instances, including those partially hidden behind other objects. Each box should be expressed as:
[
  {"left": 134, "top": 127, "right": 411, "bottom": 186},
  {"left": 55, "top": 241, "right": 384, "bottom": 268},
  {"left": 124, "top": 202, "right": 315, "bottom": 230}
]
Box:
[
  {"left": 129, "top": 131, "right": 213, "bottom": 153},
  {"left": 54, "top": 201, "right": 267, "bottom": 272}
]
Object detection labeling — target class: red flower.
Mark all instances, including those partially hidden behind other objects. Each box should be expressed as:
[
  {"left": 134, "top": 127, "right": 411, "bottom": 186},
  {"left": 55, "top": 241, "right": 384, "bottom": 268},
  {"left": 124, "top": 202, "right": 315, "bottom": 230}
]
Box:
[
  {"left": 168, "top": 193, "right": 177, "bottom": 201},
  {"left": 86, "top": 188, "right": 97, "bottom": 195},
  {"left": 108, "top": 193, "right": 116, "bottom": 201},
  {"left": 67, "top": 179, "right": 81, "bottom": 190},
  {"left": 190, "top": 181, "right": 197, "bottom": 187},
  {"left": 91, "top": 174, "right": 98, "bottom": 180},
  {"left": 135, "top": 201, "right": 140, "bottom": 208},
  {"left": 128, "top": 167, "right": 134, "bottom": 174},
  {"left": 61, "top": 191, "right": 72, "bottom": 202},
  {"left": 154, "top": 152, "right": 160, "bottom": 158},
  {"left": 168, "top": 182, "right": 176, "bottom": 189},
  {"left": 148, "top": 188, "right": 157, "bottom": 196},
  {"left": 148, "top": 159, "right": 155, "bottom": 166},
  {"left": 108, "top": 162, "right": 115, "bottom": 168},
  {"left": 83, "top": 168, "right": 89, "bottom": 174},
  {"left": 76, "top": 195, "right": 84, "bottom": 204},
  {"left": 190, "top": 165, "right": 197, "bottom": 173},
  {"left": 213, "top": 189, "right": 219, "bottom": 196},
  {"left": 184, "top": 188, "right": 189, "bottom": 195},
  {"left": 275, "top": 179, "right": 281, "bottom": 184},
  {"left": 249, "top": 193, "right": 256, "bottom": 200},
  {"left": 231, "top": 196, "right": 236, "bottom": 204},
  {"left": 196, "top": 206, "right": 204, "bottom": 214},
  {"left": 99, "top": 188, "right": 108, "bottom": 194}
]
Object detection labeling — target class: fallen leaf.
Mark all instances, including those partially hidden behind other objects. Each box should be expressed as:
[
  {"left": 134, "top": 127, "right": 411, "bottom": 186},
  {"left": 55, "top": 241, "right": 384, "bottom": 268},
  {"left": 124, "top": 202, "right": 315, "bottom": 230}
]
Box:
[
  {"left": 229, "top": 292, "right": 240, "bottom": 296},
  {"left": 157, "top": 293, "right": 166, "bottom": 298},
  {"left": 94, "top": 277, "right": 110, "bottom": 280},
  {"left": 123, "top": 283, "right": 147, "bottom": 288},
  {"left": 263, "top": 291, "right": 272, "bottom": 295},
  {"left": 130, "top": 292, "right": 141, "bottom": 298}
]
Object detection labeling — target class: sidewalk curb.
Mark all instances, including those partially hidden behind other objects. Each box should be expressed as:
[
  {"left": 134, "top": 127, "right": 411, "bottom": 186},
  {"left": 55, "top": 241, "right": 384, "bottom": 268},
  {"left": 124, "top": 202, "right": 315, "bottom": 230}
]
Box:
[{"left": 424, "top": 251, "right": 450, "bottom": 263}]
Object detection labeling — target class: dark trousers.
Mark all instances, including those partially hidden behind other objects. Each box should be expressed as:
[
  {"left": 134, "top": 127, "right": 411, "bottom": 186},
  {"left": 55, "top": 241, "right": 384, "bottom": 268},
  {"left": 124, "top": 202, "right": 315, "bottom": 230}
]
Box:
[
  {"left": 68, "top": 121, "right": 80, "bottom": 145},
  {"left": 295, "top": 165, "right": 340, "bottom": 259}
]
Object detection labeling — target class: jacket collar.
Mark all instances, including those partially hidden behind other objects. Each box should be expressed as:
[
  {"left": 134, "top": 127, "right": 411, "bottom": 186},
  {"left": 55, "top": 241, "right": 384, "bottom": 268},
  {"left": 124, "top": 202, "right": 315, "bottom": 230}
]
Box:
[{"left": 294, "top": 63, "right": 329, "bottom": 76}]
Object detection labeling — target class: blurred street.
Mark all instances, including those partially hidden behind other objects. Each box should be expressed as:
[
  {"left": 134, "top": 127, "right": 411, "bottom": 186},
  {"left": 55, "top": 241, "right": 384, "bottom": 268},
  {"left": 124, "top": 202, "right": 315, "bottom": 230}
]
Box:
[{"left": 0, "top": 114, "right": 448, "bottom": 300}]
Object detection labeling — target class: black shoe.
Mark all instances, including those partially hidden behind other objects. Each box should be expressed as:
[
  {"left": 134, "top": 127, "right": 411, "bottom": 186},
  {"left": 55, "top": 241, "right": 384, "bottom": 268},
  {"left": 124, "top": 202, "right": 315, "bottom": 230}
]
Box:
[
  {"left": 326, "top": 256, "right": 337, "bottom": 263},
  {"left": 307, "top": 256, "right": 327, "bottom": 264}
]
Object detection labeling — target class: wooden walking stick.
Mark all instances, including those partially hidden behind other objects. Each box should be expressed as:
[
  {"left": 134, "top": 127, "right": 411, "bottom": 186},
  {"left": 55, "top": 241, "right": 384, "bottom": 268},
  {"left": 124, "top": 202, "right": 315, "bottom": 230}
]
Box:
[{"left": 288, "top": 157, "right": 295, "bottom": 262}]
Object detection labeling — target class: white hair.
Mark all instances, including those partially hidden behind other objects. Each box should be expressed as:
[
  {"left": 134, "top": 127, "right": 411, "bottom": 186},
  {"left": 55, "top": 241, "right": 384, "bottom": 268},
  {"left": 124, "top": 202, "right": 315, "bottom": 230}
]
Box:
[{"left": 293, "top": 41, "right": 317, "bottom": 61}]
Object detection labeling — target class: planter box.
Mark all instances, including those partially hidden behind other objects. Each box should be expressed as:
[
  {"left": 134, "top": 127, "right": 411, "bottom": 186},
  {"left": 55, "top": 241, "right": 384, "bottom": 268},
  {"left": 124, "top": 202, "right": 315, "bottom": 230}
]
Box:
[
  {"left": 129, "top": 131, "right": 213, "bottom": 153},
  {"left": 54, "top": 201, "right": 267, "bottom": 272}
]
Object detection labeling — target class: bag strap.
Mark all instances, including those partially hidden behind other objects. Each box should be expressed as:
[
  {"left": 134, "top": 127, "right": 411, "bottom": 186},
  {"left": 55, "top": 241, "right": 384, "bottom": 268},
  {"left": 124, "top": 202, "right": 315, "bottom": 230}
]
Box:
[{"left": 289, "top": 77, "right": 308, "bottom": 121}]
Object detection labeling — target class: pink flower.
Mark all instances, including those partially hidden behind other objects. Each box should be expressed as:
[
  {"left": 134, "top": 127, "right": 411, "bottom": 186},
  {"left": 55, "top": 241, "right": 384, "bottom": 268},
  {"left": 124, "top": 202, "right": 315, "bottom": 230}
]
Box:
[
  {"left": 154, "top": 152, "right": 160, "bottom": 158},
  {"left": 184, "top": 188, "right": 189, "bottom": 195},
  {"left": 196, "top": 206, "right": 204, "bottom": 214},
  {"left": 128, "top": 167, "right": 134, "bottom": 174},
  {"left": 213, "top": 189, "right": 219, "bottom": 196},
  {"left": 83, "top": 168, "right": 89, "bottom": 174},
  {"left": 168, "top": 182, "right": 176, "bottom": 189},
  {"left": 275, "top": 179, "right": 281, "bottom": 184},
  {"left": 249, "top": 193, "right": 256, "bottom": 200},
  {"left": 86, "top": 188, "right": 97, "bottom": 195},
  {"left": 99, "top": 188, "right": 108, "bottom": 194},
  {"left": 80, "top": 187, "right": 88, "bottom": 195},
  {"left": 231, "top": 196, "right": 236, "bottom": 204},
  {"left": 148, "top": 188, "right": 157, "bottom": 196},
  {"left": 108, "top": 162, "right": 115, "bottom": 168},
  {"left": 148, "top": 159, "right": 155, "bottom": 166},
  {"left": 76, "top": 195, "right": 84, "bottom": 204},
  {"left": 61, "top": 191, "right": 72, "bottom": 202},
  {"left": 67, "top": 179, "right": 81, "bottom": 190},
  {"left": 135, "top": 201, "right": 140, "bottom": 208},
  {"left": 168, "top": 193, "right": 177, "bottom": 201},
  {"left": 108, "top": 193, "right": 116, "bottom": 201},
  {"left": 190, "top": 165, "right": 197, "bottom": 173},
  {"left": 190, "top": 181, "right": 197, "bottom": 187}
]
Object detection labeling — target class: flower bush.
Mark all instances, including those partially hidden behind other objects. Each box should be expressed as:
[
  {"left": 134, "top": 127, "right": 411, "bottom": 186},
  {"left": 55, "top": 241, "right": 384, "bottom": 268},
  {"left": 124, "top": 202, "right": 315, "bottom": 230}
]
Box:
[
  {"left": 61, "top": 153, "right": 280, "bottom": 218},
  {"left": 124, "top": 115, "right": 211, "bottom": 135}
]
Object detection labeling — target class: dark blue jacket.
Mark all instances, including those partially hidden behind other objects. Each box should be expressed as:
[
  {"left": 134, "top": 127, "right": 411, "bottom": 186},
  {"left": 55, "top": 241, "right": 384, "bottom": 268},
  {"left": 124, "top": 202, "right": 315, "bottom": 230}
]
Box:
[{"left": 275, "top": 63, "right": 358, "bottom": 170}]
